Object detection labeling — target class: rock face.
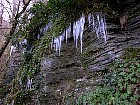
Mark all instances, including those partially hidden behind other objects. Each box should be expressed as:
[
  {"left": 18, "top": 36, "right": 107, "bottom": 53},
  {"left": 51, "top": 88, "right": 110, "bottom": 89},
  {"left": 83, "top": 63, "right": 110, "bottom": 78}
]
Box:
[
  {"left": 1, "top": 0, "right": 140, "bottom": 105},
  {"left": 4, "top": 49, "right": 22, "bottom": 84},
  {"left": 0, "top": 20, "right": 10, "bottom": 87},
  {"left": 32, "top": 0, "right": 140, "bottom": 104}
]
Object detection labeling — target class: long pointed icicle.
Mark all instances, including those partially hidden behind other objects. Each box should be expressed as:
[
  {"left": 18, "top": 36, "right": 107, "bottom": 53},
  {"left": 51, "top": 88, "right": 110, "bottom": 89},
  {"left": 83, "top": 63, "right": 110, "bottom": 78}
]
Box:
[
  {"left": 53, "top": 34, "right": 64, "bottom": 56},
  {"left": 65, "top": 29, "right": 68, "bottom": 43},
  {"left": 54, "top": 38, "right": 58, "bottom": 53},
  {"left": 97, "top": 14, "right": 100, "bottom": 30},
  {"left": 75, "top": 22, "right": 80, "bottom": 48},
  {"left": 80, "top": 14, "right": 85, "bottom": 53},
  {"left": 92, "top": 15, "right": 95, "bottom": 29},
  {"left": 10, "top": 45, "right": 16, "bottom": 56},
  {"left": 88, "top": 13, "right": 91, "bottom": 26},
  {"left": 58, "top": 36, "right": 62, "bottom": 56},
  {"left": 99, "top": 16, "right": 107, "bottom": 42},
  {"left": 66, "top": 25, "right": 71, "bottom": 42}
]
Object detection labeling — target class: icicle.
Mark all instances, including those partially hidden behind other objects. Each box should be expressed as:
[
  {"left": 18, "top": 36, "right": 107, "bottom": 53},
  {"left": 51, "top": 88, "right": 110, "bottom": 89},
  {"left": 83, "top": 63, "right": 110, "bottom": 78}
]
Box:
[
  {"left": 101, "top": 18, "right": 106, "bottom": 41},
  {"left": 98, "top": 14, "right": 103, "bottom": 36},
  {"left": 45, "top": 24, "right": 49, "bottom": 31},
  {"left": 10, "top": 46, "right": 16, "bottom": 56},
  {"left": 100, "top": 16, "right": 107, "bottom": 42},
  {"left": 68, "top": 25, "right": 71, "bottom": 38},
  {"left": 80, "top": 14, "right": 85, "bottom": 53},
  {"left": 19, "top": 78, "right": 22, "bottom": 85},
  {"left": 54, "top": 38, "right": 59, "bottom": 53},
  {"left": 37, "top": 33, "right": 40, "bottom": 39},
  {"left": 92, "top": 15, "right": 95, "bottom": 29},
  {"left": 58, "top": 36, "right": 62, "bottom": 56},
  {"left": 75, "top": 22, "right": 80, "bottom": 48},
  {"left": 80, "top": 14, "right": 85, "bottom": 30},
  {"left": 26, "top": 78, "right": 33, "bottom": 91},
  {"left": 65, "top": 25, "right": 71, "bottom": 43},
  {"left": 20, "top": 39, "right": 27, "bottom": 46},
  {"left": 53, "top": 35, "right": 63, "bottom": 55},
  {"left": 11, "top": 100, "right": 14, "bottom": 105},
  {"left": 73, "top": 22, "right": 77, "bottom": 42},
  {"left": 43, "top": 24, "right": 49, "bottom": 32},
  {"left": 95, "top": 26, "right": 100, "bottom": 39},
  {"left": 56, "top": 38, "right": 59, "bottom": 53},
  {"left": 88, "top": 13, "right": 91, "bottom": 26},
  {"left": 65, "top": 29, "right": 68, "bottom": 43},
  {"left": 54, "top": 38, "right": 58, "bottom": 53},
  {"left": 22, "top": 48, "right": 26, "bottom": 54},
  {"left": 97, "top": 14, "right": 100, "bottom": 29}
]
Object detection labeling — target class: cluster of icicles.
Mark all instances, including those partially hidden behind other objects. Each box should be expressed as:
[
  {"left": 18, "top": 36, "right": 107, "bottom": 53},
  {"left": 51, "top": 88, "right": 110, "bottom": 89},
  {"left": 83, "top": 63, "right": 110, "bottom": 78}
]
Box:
[
  {"left": 10, "top": 13, "right": 107, "bottom": 56},
  {"left": 50, "top": 13, "right": 107, "bottom": 55}
]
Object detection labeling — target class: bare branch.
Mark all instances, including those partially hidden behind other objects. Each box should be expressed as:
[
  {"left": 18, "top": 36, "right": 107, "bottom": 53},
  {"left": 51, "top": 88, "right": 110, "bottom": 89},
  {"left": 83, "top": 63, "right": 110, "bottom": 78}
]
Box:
[
  {"left": 5, "top": 0, "right": 13, "bottom": 14},
  {"left": 17, "top": 1, "right": 21, "bottom": 14},
  {"left": 0, "top": 0, "right": 32, "bottom": 58},
  {"left": 0, "top": 4, "right": 12, "bottom": 19}
]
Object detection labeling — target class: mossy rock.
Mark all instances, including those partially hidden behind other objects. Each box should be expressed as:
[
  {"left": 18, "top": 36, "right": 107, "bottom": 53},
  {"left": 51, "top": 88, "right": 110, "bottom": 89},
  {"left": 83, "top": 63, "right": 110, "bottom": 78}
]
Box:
[
  {"left": 6, "top": 90, "right": 33, "bottom": 105},
  {"left": 122, "top": 47, "right": 140, "bottom": 59}
]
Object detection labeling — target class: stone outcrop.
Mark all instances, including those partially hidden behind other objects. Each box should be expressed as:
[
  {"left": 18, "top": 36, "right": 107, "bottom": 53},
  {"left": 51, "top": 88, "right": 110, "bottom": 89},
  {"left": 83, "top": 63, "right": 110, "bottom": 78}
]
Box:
[
  {"left": 4, "top": 49, "right": 22, "bottom": 84},
  {"left": 1, "top": 0, "right": 140, "bottom": 105},
  {"left": 33, "top": 0, "right": 140, "bottom": 104}
]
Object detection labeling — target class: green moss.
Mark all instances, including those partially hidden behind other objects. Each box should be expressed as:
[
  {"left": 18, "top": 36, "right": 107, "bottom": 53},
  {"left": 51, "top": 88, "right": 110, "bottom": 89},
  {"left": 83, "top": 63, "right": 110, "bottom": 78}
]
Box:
[
  {"left": 0, "top": 86, "right": 7, "bottom": 97},
  {"left": 14, "top": 90, "right": 33, "bottom": 105},
  {"left": 71, "top": 47, "right": 140, "bottom": 105},
  {"left": 122, "top": 47, "right": 140, "bottom": 59}
]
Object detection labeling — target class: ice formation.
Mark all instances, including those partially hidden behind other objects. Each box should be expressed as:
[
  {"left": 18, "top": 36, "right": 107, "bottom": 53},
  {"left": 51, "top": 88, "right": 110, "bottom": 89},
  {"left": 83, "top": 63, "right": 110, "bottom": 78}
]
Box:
[
  {"left": 42, "top": 13, "right": 107, "bottom": 55},
  {"left": 53, "top": 35, "right": 63, "bottom": 56},
  {"left": 39, "top": 22, "right": 53, "bottom": 39},
  {"left": 10, "top": 45, "right": 17, "bottom": 56},
  {"left": 52, "top": 14, "right": 85, "bottom": 55},
  {"left": 26, "top": 78, "right": 33, "bottom": 91},
  {"left": 73, "top": 14, "right": 85, "bottom": 52},
  {"left": 89, "top": 13, "right": 107, "bottom": 41}
]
